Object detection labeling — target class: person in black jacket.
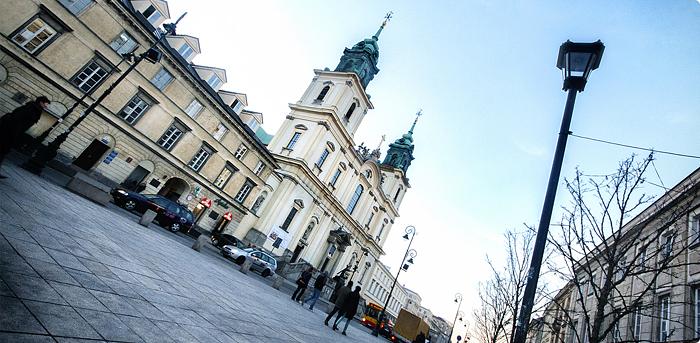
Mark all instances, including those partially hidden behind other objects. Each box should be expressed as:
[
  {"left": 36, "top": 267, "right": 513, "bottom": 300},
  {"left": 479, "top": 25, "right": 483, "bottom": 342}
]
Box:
[
  {"left": 292, "top": 266, "right": 314, "bottom": 302},
  {"left": 303, "top": 271, "right": 327, "bottom": 311},
  {"left": 0, "top": 96, "right": 50, "bottom": 179},
  {"left": 333, "top": 286, "right": 362, "bottom": 335},
  {"left": 325, "top": 281, "right": 353, "bottom": 326}
]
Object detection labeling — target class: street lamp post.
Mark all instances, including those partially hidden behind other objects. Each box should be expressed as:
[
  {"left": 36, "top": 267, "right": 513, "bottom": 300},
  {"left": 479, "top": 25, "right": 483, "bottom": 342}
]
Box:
[
  {"left": 512, "top": 40, "right": 605, "bottom": 343},
  {"left": 350, "top": 247, "right": 369, "bottom": 281},
  {"left": 22, "top": 13, "right": 187, "bottom": 175},
  {"left": 448, "top": 294, "right": 463, "bottom": 342},
  {"left": 372, "top": 225, "right": 417, "bottom": 337}
]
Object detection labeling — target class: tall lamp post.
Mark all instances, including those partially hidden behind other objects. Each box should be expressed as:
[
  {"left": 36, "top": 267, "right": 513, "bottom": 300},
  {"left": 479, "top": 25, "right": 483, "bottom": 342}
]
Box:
[
  {"left": 512, "top": 40, "right": 605, "bottom": 343},
  {"left": 372, "top": 225, "right": 417, "bottom": 337},
  {"left": 448, "top": 294, "right": 463, "bottom": 342},
  {"left": 23, "top": 13, "right": 187, "bottom": 175}
]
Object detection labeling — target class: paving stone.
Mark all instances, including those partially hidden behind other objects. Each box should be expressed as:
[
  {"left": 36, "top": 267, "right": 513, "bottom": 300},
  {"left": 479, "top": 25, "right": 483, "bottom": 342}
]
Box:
[
  {"left": 97, "top": 276, "right": 143, "bottom": 299},
  {"left": 89, "top": 290, "right": 142, "bottom": 316},
  {"left": 77, "top": 258, "right": 119, "bottom": 279},
  {"left": 0, "top": 278, "right": 14, "bottom": 296},
  {"left": 49, "top": 281, "right": 109, "bottom": 311},
  {"left": 0, "top": 296, "right": 47, "bottom": 334},
  {"left": 126, "top": 298, "right": 171, "bottom": 322},
  {"left": 76, "top": 308, "right": 143, "bottom": 342},
  {"left": 67, "top": 270, "right": 113, "bottom": 292},
  {"left": 0, "top": 251, "right": 38, "bottom": 276},
  {"left": 23, "top": 300, "right": 101, "bottom": 339},
  {"left": 44, "top": 248, "right": 89, "bottom": 272},
  {"left": 2, "top": 273, "right": 67, "bottom": 305},
  {"left": 152, "top": 320, "right": 201, "bottom": 343},
  {"left": 0, "top": 224, "right": 36, "bottom": 243},
  {"left": 6, "top": 238, "right": 55, "bottom": 263},
  {"left": 25, "top": 257, "right": 79, "bottom": 285},
  {"left": 0, "top": 332, "right": 55, "bottom": 342},
  {"left": 118, "top": 315, "right": 174, "bottom": 343}
]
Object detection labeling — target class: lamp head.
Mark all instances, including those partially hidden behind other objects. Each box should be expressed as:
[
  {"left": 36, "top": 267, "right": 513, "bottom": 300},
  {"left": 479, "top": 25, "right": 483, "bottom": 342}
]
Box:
[{"left": 556, "top": 40, "right": 605, "bottom": 92}]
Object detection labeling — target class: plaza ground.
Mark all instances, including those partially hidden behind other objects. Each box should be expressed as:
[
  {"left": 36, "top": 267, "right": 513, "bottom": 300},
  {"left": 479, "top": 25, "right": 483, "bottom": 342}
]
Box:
[{"left": 0, "top": 160, "right": 386, "bottom": 343}]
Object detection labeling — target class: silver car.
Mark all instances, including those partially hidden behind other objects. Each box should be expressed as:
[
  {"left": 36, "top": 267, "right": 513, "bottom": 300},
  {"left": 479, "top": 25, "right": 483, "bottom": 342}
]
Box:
[{"left": 221, "top": 246, "right": 277, "bottom": 277}]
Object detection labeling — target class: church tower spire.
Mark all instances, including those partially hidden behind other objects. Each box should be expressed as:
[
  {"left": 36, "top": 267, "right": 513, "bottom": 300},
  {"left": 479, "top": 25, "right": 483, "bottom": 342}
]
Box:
[
  {"left": 334, "top": 12, "right": 393, "bottom": 89},
  {"left": 382, "top": 110, "right": 421, "bottom": 175}
]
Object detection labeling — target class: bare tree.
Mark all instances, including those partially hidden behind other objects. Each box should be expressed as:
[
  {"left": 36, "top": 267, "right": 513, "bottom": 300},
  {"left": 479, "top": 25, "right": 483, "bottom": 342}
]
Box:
[
  {"left": 543, "top": 153, "right": 699, "bottom": 343},
  {"left": 473, "top": 276, "right": 510, "bottom": 343}
]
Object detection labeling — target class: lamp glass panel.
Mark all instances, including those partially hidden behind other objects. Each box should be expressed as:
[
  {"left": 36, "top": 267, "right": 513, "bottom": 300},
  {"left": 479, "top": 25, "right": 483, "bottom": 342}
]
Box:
[{"left": 567, "top": 52, "right": 592, "bottom": 77}]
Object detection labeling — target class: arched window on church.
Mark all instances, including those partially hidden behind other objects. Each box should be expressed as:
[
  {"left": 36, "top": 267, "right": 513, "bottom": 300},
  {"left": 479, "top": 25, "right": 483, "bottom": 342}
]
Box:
[
  {"left": 393, "top": 186, "right": 403, "bottom": 203},
  {"left": 251, "top": 191, "right": 268, "bottom": 214},
  {"left": 344, "top": 102, "right": 356, "bottom": 121},
  {"left": 316, "top": 85, "right": 330, "bottom": 102},
  {"left": 347, "top": 184, "right": 364, "bottom": 214}
]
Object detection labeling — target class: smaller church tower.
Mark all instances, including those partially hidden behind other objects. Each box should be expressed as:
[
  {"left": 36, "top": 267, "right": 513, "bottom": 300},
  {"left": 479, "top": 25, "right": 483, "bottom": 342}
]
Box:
[{"left": 382, "top": 110, "right": 421, "bottom": 176}]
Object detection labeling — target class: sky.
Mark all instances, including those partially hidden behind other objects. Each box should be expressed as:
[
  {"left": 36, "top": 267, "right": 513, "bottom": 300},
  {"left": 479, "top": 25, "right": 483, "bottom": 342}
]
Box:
[{"left": 165, "top": 0, "right": 700, "bottom": 335}]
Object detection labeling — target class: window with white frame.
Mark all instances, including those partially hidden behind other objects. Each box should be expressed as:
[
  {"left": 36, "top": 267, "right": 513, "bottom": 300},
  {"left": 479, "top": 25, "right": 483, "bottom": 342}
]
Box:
[
  {"left": 157, "top": 122, "right": 186, "bottom": 151},
  {"left": 70, "top": 57, "right": 111, "bottom": 93},
  {"left": 12, "top": 17, "right": 59, "bottom": 54},
  {"left": 213, "top": 164, "right": 236, "bottom": 189},
  {"left": 58, "top": 0, "right": 93, "bottom": 15},
  {"left": 661, "top": 235, "right": 674, "bottom": 261},
  {"left": 329, "top": 168, "right": 341, "bottom": 187},
  {"left": 347, "top": 184, "right": 363, "bottom": 214},
  {"left": 659, "top": 295, "right": 671, "bottom": 341},
  {"left": 253, "top": 161, "right": 265, "bottom": 175},
  {"left": 365, "top": 212, "right": 375, "bottom": 228},
  {"left": 109, "top": 31, "right": 138, "bottom": 55},
  {"left": 231, "top": 98, "right": 244, "bottom": 114},
  {"left": 234, "top": 145, "right": 248, "bottom": 160},
  {"left": 694, "top": 287, "right": 700, "bottom": 338},
  {"left": 279, "top": 207, "right": 298, "bottom": 232},
  {"left": 691, "top": 215, "right": 700, "bottom": 246},
  {"left": 188, "top": 145, "right": 212, "bottom": 171},
  {"left": 316, "top": 149, "right": 330, "bottom": 168},
  {"left": 142, "top": 5, "right": 162, "bottom": 25},
  {"left": 206, "top": 74, "right": 222, "bottom": 89},
  {"left": 286, "top": 132, "right": 301, "bottom": 150},
  {"left": 119, "top": 93, "right": 151, "bottom": 125},
  {"left": 637, "top": 246, "right": 647, "bottom": 269},
  {"left": 184, "top": 99, "right": 203, "bottom": 118},
  {"left": 212, "top": 123, "right": 228, "bottom": 141},
  {"left": 177, "top": 43, "right": 194, "bottom": 60},
  {"left": 234, "top": 180, "right": 254, "bottom": 204},
  {"left": 633, "top": 305, "right": 642, "bottom": 340},
  {"left": 151, "top": 68, "right": 173, "bottom": 90}
]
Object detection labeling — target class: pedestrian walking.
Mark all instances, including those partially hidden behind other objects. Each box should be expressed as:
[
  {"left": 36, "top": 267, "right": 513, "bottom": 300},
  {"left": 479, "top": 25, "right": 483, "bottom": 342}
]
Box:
[
  {"left": 325, "top": 280, "right": 352, "bottom": 326},
  {"left": 292, "top": 266, "right": 313, "bottom": 302},
  {"left": 302, "top": 271, "right": 327, "bottom": 311},
  {"left": 413, "top": 331, "right": 426, "bottom": 343},
  {"left": 333, "top": 285, "right": 362, "bottom": 335},
  {"left": 0, "top": 96, "right": 50, "bottom": 179}
]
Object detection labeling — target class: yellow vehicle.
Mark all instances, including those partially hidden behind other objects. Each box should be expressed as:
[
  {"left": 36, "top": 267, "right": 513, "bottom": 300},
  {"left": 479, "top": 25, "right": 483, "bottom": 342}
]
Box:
[{"left": 361, "top": 302, "right": 383, "bottom": 328}]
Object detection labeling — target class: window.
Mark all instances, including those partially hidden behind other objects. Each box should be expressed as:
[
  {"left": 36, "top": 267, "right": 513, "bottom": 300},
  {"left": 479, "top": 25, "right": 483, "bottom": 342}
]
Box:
[
  {"left": 633, "top": 306, "right": 642, "bottom": 340},
  {"left": 234, "top": 145, "right": 248, "bottom": 160},
  {"left": 280, "top": 207, "right": 298, "bottom": 232},
  {"left": 316, "top": 149, "right": 329, "bottom": 168},
  {"left": 109, "top": 31, "right": 138, "bottom": 55},
  {"left": 58, "top": 0, "right": 92, "bottom": 15},
  {"left": 212, "top": 123, "right": 228, "bottom": 141},
  {"left": 12, "top": 18, "right": 58, "bottom": 54},
  {"left": 253, "top": 161, "right": 265, "bottom": 175},
  {"left": 231, "top": 99, "right": 243, "bottom": 114},
  {"left": 214, "top": 164, "right": 236, "bottom": 189},
  {"left": 365, "top": 212, "right": 375, "bottom": 227},
  {"left": 142, "top": 5, "right": 162, "bottom": 25},
  {"left": 316, "top": 85, "right": 330, "bottom": 101},
  {"left": 185, "top": 99, "right": 203, "bottom": 118},
  {"left": 207, "top": 74, "right": 222, "bottom": 89},
  {"left": 234, "top": 180, "right": 254, "bottom": 204},
  {"left": 588, "top": 273, "right": 596, "bottom": 296},
  {"left": 658, "top": 295, "right": 670, "bottom": 341},
  {"left": 347, "top": 185, "right": 363, "bottom": 214},
  {"left": 188, "top": 145, "right": 212, "bottom": 171},
  {"left": 567, "top": 320, "right": 578, "bottom": 343},
  {"left": 638, "top": 246, "right": 647, "bottom": 269},
  {"left": 661, "top": 235, "right": 674, "bottom": 261},
  {"left": 119, "top": 93, "right": 151, "bottom": 124},
  {"left": 691, "top": 215, "right": 700, "bottom": 245},
  {"left": 394, "top": 186, "right": 403, "bottom": 203},
  {"left": 695, "top": 287, "right": 700, "bottom": 338},
  {"left": 157, "top": 122, "right": 186, "bottom": 151},
  {"left": 286, "top": 132, "right": 301, "bottom": 150},
  {"left": 344, "top": 102, "right": 356, "bottom": 121},
  {"left": 615, "top": 258, "right": 626, "bottom": 282},
  {"left": 151, "top": 68, "right": 173, "bottom": 90},
  {"left": 329, "top": 169, "right": 341, "bottom": 187},
  {"left": 70, "top": 57, "right": 111, "bottom": 93},
  {"left": 177, "top": 43, "right": 194, "bottom": 60},
  {"left": 376, "top": 223, "right": 385, "bottom": 241}
]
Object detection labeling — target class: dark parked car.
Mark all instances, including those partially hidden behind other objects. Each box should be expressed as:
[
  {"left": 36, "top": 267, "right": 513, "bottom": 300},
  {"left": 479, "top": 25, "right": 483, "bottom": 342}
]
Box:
[
  {"left": 210, "top": 233, "right": 239, "bottom": 248},
  {"left": 110, "top": 188, "right": 194, "bottom": 232}
]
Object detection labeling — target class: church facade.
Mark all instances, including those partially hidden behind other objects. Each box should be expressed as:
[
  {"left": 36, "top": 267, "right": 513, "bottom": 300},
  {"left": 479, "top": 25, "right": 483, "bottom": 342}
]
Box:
[{"left": 235, "top": 20, "right": 418, "bottom": 280}]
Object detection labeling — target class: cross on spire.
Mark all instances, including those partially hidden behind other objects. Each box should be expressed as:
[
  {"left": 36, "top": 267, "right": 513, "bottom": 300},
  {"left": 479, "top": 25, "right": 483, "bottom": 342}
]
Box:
[
  {"left": 409, "top": 109, "right": 422, "bottom": 134},
  {"left": 373, "top": 11, "right": 394, "bottom": 40}
]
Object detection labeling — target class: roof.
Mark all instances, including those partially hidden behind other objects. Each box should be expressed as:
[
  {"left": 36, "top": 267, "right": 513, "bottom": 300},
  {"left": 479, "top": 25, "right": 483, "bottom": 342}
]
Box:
[{"left": 255, "top": 127, "right": 273, "bottom": 146}]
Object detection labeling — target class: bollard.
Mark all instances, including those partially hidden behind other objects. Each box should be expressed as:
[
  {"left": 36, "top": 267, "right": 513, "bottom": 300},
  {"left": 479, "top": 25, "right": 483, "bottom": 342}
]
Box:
[
  {"left": 139, "top": 210, "right": 157, "bottom": 227},
  {"left": 272, "top": 274, "right": 284, "bottom": 290},
  {"left": 239, "top": 258, "right": 252, "bottom": 274},
  {"left": 191, "top": 234, "right": 208, "bottom": 251}
]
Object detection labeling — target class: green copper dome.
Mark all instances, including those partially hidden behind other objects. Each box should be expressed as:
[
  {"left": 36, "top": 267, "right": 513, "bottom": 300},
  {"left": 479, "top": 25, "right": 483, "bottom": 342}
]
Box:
[
  {"left": 334, "top": 14, "right": 391, "bottom": 89},
  {"left": 382, "top": 110, "right": 420, "bottom": 175}
]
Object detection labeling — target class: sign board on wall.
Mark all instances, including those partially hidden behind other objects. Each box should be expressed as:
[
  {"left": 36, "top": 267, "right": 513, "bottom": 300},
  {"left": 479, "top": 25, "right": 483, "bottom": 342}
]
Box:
[{"left": 268, "top": 226, "right": 291, "bottom": 250}]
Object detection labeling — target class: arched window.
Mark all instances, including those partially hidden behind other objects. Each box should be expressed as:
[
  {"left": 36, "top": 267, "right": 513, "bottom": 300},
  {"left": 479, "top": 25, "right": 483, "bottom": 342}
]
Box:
[
  {"left": 393, "top": 186, "right": 403, "bottom": 203},
  {"left": 344, "top": 102, "right": 356, "bottom": 121},
  {"left": 251, "top": 191, "right": 268, "bottom": 214},
  {"left": 316, "top": 85, "right": 330, "bottom": 101},
  {"left": 347, "top": 185, "right": 364, "bottom": 214}
]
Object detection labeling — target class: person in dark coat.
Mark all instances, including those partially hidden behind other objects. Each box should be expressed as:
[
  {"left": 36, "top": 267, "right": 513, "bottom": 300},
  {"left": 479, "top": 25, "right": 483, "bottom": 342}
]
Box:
[
  {"left": 325, "top": 280, "right": 353, "bottom": 326},
  {"left": 413, "top": 331, "right": 426, "bottom": 343},
  {"left": 292, "top": 266, "right": 314, "bottom": 302},
  {"left": 303, "top": 271, "right": 327, "bottom": 311},
  {"left": 333, "top": 286, "right": 362, "bottom": 335},
  {"left": 0, "top": 96, "right": 50, "bottom": 178}
]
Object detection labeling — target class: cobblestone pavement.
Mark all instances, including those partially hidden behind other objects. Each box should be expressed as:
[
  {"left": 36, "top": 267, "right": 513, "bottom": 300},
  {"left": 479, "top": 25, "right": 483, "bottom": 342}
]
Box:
[{"left": 0, "top": 162, "right": 385, "bottom": 343}]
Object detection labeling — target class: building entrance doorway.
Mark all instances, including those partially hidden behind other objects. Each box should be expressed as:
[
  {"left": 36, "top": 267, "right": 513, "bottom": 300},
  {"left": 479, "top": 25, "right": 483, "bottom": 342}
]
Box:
[
  {"left": 158, "top": 177, "right": 189, "bottom": 202},
  {"left": 73, "top": 139, "right": 110, "bottom": 171},
  {"left": 122, "top": 166, "right": 149, "bottom": 191}
]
